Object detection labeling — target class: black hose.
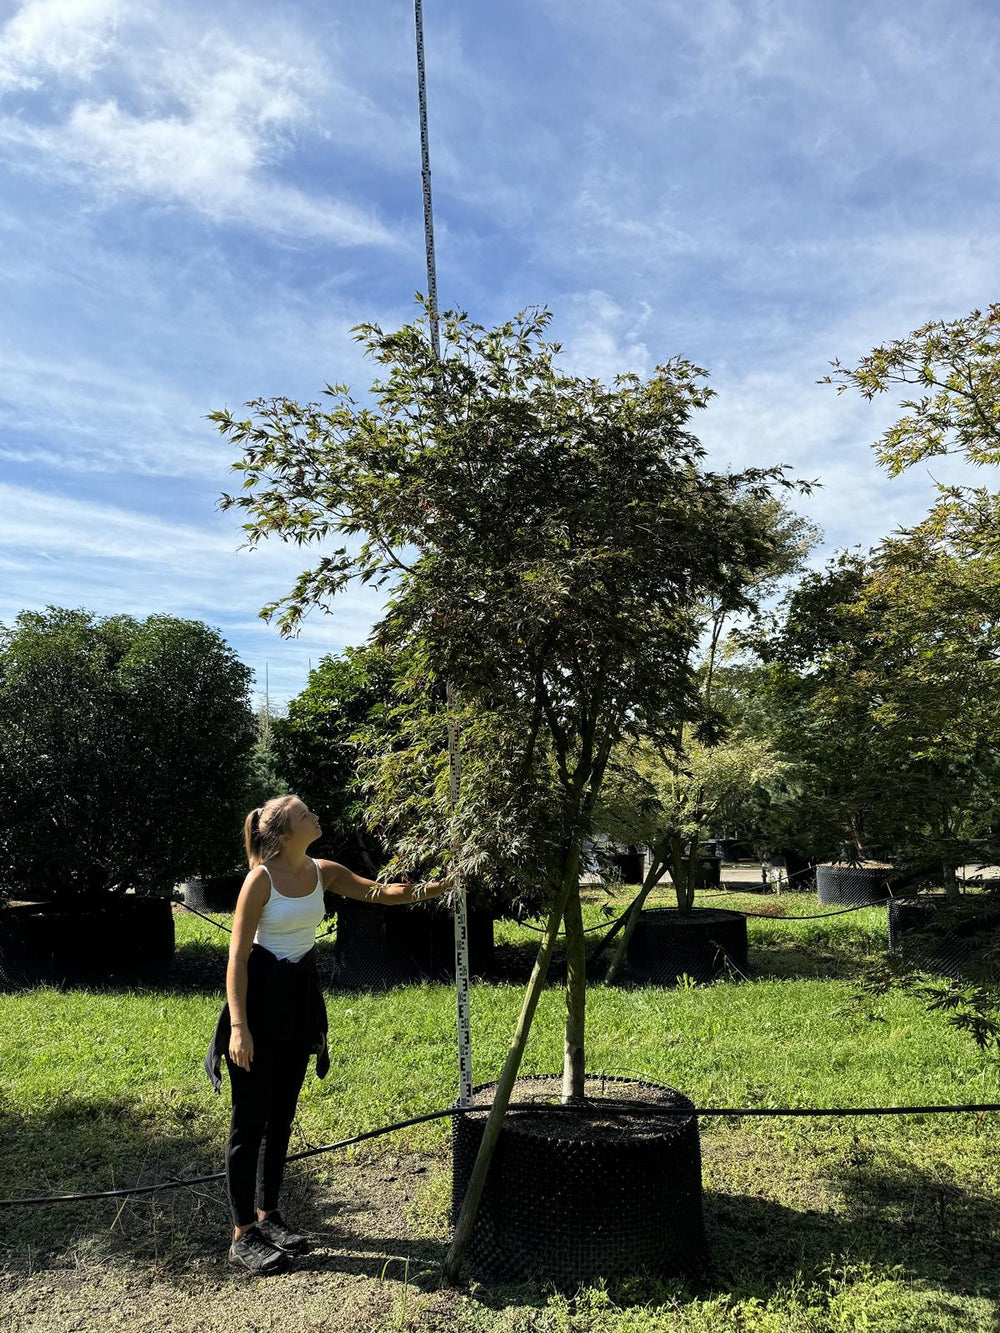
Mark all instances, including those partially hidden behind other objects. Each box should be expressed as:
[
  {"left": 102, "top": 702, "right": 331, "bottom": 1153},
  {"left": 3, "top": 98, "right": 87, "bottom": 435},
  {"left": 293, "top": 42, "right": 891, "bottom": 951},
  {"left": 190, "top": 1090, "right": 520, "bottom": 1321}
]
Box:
[{"left": 3, "top": 1097, "right": 999, "bottom": 1209}]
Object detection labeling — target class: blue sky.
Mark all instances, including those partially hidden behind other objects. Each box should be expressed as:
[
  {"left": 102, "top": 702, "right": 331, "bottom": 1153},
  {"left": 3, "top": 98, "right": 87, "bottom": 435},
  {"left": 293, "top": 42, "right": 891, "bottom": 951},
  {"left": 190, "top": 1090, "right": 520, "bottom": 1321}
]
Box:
[{"left": 2, "top": 0, "right": 998, "bottom": 706}]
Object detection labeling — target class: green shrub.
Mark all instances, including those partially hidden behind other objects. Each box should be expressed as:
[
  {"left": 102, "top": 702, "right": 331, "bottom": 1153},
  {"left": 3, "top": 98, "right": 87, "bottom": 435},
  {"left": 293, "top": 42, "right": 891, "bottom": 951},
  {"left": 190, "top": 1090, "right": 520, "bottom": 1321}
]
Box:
[{"left": 0, "top": 607, "right": 255, "bottom": 901}]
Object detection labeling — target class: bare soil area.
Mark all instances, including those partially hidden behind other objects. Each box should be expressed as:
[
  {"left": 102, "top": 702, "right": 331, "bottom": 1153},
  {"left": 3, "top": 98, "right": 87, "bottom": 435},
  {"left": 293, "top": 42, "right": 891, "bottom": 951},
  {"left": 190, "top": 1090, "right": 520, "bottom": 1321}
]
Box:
[{"left": 0, "top": 1150, "right": 483, "bottom": 1333}]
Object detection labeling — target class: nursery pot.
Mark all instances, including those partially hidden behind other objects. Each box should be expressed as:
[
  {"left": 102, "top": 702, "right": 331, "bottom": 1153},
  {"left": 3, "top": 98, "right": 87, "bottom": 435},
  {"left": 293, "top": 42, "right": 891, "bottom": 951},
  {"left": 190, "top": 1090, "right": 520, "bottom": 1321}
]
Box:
[
  {"left": 181, "top": 873, "right": 244, "bottom": 914},
  {"left": 0, "top": 894, "right": 175, "bottom": 989},
  {"left": 451, "top": 1074, "right": 707, "bottom": 1287},
  {"left": 888, "top": 897, "right": 1000, "bottom": 980},
  {"left": 816, "top": 864, "right": 895, "bottom": 907},
  {"left": 624, "top": 906, "right": 748, "bottom": 986},
  {"left": 328, "top": 893, "right": 494, "bottom": 989},
  {"left": 611, "top": 847, "right": 645, "bottom": 884}
]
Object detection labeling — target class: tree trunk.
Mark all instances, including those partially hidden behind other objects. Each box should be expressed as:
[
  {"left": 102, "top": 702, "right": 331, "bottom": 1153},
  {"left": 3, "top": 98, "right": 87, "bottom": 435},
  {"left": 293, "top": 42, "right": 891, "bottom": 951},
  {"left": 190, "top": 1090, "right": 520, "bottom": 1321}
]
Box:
[
  {"left": 942, "top": 859, "right": 960, "bottom": 900},
  {"left": 443, "top": 844, "right": 581, "bottom": 1285},
  {"left": 562, "top": 880, "right": 586, "bottom": 1101},
  {"left": 604, "top": 854, "right": 667, "bottom": 985},
  {"left": 670, "top": 836, "right": 697, "bottom": 914}
]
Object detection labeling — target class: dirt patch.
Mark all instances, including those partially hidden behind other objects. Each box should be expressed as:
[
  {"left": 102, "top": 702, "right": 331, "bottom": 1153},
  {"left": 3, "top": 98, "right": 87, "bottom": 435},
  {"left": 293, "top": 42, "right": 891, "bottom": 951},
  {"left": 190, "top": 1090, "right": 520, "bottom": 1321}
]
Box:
[
  {"left": 0, "top": 1151, "right": 460, "bottom": 1333},
  {"left": 464, "top": 1076, "right": 695, "bottom": 1141}
]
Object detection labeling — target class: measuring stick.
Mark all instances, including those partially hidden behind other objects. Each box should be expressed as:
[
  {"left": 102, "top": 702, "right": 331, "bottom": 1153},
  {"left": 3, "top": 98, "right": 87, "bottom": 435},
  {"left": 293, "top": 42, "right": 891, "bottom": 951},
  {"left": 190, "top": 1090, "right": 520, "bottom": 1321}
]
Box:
[
  {"left": 414, "top": 0, "right": 473, "bottom": 1107},
  {"left": 447, "top": 681, "right": 473, "bottom": 1104}
]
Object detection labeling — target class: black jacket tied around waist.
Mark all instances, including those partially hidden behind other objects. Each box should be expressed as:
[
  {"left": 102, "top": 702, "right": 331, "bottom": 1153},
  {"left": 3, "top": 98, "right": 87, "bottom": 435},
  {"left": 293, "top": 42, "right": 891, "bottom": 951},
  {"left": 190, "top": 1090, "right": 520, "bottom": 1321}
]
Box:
[{"left": 204, "top": 943, "right": 329, "bottom": 1092}]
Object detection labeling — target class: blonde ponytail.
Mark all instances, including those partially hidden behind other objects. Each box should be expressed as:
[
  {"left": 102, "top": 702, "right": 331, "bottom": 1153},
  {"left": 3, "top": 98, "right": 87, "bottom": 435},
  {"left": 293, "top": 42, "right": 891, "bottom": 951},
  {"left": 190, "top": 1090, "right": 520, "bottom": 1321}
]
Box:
[{"left": 244, "top": 795, "right": 297, "bottom": 867}]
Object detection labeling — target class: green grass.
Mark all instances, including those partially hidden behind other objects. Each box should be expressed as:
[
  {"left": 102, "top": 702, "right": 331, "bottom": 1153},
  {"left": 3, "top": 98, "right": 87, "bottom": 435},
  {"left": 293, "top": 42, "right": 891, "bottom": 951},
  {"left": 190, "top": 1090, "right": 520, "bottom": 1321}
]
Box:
[{"left": 1, "top": 892, "right": 999, "bottom": 1332}]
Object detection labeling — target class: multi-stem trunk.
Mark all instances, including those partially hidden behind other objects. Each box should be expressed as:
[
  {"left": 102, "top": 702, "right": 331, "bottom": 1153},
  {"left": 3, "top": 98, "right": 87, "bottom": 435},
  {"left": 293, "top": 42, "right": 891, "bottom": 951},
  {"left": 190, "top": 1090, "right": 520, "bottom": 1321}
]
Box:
[
  {"left": 668, "top": 833, "right": 698, "bottom": 913},
  {"left": 443, "top": 843, "right": 581, "bottom": 1284}
]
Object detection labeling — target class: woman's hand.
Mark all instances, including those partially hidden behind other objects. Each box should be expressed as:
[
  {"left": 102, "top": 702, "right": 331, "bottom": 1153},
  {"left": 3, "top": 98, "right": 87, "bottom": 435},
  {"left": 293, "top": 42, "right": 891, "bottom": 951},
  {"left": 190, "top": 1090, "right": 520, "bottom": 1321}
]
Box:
[{"left": 228, "top": 1024, "right": 254, "bottom": 1071}]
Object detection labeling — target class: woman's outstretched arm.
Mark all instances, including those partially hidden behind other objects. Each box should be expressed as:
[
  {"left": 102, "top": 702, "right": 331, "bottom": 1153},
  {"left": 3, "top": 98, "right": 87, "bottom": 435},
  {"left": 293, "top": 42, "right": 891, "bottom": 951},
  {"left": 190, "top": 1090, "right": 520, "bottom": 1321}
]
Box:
[{"left": 317, "top": 860, "right": 451, "bottom": 905}]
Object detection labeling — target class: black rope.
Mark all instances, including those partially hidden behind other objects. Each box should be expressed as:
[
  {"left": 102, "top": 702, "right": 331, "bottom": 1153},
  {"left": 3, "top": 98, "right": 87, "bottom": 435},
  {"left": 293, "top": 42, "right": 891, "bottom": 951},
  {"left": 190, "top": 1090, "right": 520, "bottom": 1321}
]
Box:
[
  {"left": 740, "top": 896, "right": 895, "bottom": 920},
  {"left": 3, "top": 1097, "right": 1000, "bottom": 1209},
  {"left": 172, "top": 888, "right": 898, "bottom": 944},
  {"left": 171, "top": 895, "right": 339, "bottom": 939},
  {"left": 516, "top": 907, "right": 631, "bottom": 937},
  {"left": 170, "top": 896, "right": 232, "bottom": 934}
]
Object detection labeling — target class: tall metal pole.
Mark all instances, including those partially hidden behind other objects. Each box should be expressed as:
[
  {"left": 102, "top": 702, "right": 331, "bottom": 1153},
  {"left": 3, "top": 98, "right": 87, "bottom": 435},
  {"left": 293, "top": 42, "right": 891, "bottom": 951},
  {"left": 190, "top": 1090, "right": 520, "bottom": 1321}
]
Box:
[{"left": 413, "top": 0, "right": 472, "bottom": 1108}]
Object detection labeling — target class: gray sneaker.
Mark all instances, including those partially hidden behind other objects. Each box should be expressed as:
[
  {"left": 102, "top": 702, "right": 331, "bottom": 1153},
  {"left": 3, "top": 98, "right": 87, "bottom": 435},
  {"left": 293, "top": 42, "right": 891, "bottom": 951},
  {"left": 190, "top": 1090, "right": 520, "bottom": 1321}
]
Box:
[
  {"left": 256, "top": 1210, "right": 308, "bottom": 1254},
  {"left": 229, "top": 1225, "right": 288, "bottom": 1275}
]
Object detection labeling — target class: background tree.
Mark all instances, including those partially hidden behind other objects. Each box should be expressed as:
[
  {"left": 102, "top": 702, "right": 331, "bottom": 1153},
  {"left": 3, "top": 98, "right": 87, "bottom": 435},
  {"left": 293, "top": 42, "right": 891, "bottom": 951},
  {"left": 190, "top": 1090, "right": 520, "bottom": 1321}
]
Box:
[
  {"left": 244, "top": 693, "right": 290, "bottom": 814},
  {"left": 820, "top": 303, "right": 1000, "bottom": 1046},
  {"left": 0, "top": 608, "right": 255, "bottom": 901},
  {"left": 700, "top": 496, "right": 820, "bottom": 703},
  {"left": 589, "top": 496, "right": 817, "bottom": 976},
  {"left": 740, "top": 504, "right": 1000, "bottom": 893},
  {"left": 271, "top": 645, "right": 396, "bottom": 874},
  {"left": 213, "top": 303, "right": 806, "bottom": 1272},
  {"left": 596, "top": 732, "right": 797, "bottom": 980},
  {"left": 823, "top": 302, "right": 1000, "bottom": 476},
  {"left": 737, "top": 554, "right": 901, "bottom": 867}
]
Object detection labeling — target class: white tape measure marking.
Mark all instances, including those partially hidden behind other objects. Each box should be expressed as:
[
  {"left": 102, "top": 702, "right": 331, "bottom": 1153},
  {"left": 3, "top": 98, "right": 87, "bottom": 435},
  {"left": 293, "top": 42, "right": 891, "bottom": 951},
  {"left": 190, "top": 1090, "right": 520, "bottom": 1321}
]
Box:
[{"left": 447, "top": 680, "right": 473, "bottom": 1106}]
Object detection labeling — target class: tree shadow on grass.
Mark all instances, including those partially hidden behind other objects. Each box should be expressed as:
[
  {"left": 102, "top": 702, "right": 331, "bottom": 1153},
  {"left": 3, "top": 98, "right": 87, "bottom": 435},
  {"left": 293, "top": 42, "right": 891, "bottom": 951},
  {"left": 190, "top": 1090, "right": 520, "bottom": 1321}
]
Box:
[
  {"left": 746, "top": 937, "right": 884, "bottom": 982},
  {"left": 0, "top": 1093, "right": 448, "bottom": 1288},
  {"left": 492, "top": 936, "right": 884, "bottom": 989},
  {"left": 464, "top": 1170, "right": 999, "bottom": 1319},
  {"left": 703, "top": 1167, "right": 998, "bottom": 1293},
  {"left": 0, "top": 1097, "right": 231, "bottom": 1275},
  {"left": 488, "top": 940, "right": 568, "bottom": 986}
]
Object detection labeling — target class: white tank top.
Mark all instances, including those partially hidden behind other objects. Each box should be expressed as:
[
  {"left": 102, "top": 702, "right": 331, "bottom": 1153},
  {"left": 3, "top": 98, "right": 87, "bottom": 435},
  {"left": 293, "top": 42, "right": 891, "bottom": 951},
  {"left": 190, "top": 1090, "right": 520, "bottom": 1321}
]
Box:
[{"left": 253, "top": 858, "right": 326, "bottom": 962}]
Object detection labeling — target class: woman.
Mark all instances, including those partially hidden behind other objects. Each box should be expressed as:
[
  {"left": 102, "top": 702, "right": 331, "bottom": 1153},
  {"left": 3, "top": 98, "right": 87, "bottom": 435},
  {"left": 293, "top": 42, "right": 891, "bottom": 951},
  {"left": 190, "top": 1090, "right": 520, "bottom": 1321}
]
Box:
[{"left": 204, "top": 793, "right": 449, "bottom": 1275}]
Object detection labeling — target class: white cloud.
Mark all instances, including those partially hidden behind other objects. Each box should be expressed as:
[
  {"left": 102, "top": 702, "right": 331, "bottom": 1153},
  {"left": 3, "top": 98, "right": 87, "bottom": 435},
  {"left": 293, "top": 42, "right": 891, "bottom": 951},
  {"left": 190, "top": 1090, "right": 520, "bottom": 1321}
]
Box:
[
  {"left": 0, "top": 0, "right": 121, "bottom": 91},
  {"left": 2, "top": 95, "right": 396, "bottom": 244},
  {"left": 696, "top": 358, "right": 994, "bottom": 560},
  {"left": 0, "top": 479, "right": 392, "bottom": 703},
  {"left": 557, "top": 291, "right": 653, "bottom": 380},
  {"left": 0, "top": 480, "right": 235, "bottom": 566},
  {"left": 0, "top": 2, "right": 402, "bottom": 246},
  {"left": 0, "top": 347, "right": 229, "bottom": 479}
]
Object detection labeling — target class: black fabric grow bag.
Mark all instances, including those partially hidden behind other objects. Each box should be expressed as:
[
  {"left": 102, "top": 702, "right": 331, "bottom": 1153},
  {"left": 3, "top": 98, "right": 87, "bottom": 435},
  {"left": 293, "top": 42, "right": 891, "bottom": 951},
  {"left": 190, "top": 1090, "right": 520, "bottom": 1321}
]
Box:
[
  {"left": 624, "top": 907, "right": 748, "bottom": 985},
  {"left": 329, "top": 894, "right": 494, "bottom": 989},
  {"left": 888, "top": 897, "right": 1000, "bottom": 980},
  {"left": 0, "top": 895, "right": 175, "bottom": 989},
  {"left": 451, "top": 1073, "right": 707, "bottom": 1287},
  {"left": 181, "top": 874, "right": 244, "bottom": 913}
]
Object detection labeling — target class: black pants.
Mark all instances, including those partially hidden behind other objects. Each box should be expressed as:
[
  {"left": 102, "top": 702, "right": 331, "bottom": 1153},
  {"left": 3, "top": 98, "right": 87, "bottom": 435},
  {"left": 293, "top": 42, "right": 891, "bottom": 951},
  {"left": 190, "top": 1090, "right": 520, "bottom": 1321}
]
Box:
[{"left": 225, "top": 1037, "right": 310, "bottom": 1226}]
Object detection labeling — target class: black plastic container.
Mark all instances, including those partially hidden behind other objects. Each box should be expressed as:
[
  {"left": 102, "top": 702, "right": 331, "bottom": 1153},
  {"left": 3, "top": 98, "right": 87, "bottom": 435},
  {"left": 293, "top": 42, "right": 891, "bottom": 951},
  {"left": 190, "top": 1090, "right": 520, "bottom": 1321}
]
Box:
[
  {"left": 624, "top": 907, "right": 748, "bottom": 985},
  {"left": 888, "top": 897, "right": 1000, "bottom": 979},
  {"left": 329, "top": 894, "right": 495, "bottom": 989},
  {"left": 451, "top": 1073, "right": 707, "bottom": 1287},
  {"left": 181, "top": 874, "right": 243, "bottom": 913},
  {"left": 816, "top": 864, "right": 894, "bottom": 907},
  {"left": 0, "top": 895, "right": 175, "bottom": 989}
]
